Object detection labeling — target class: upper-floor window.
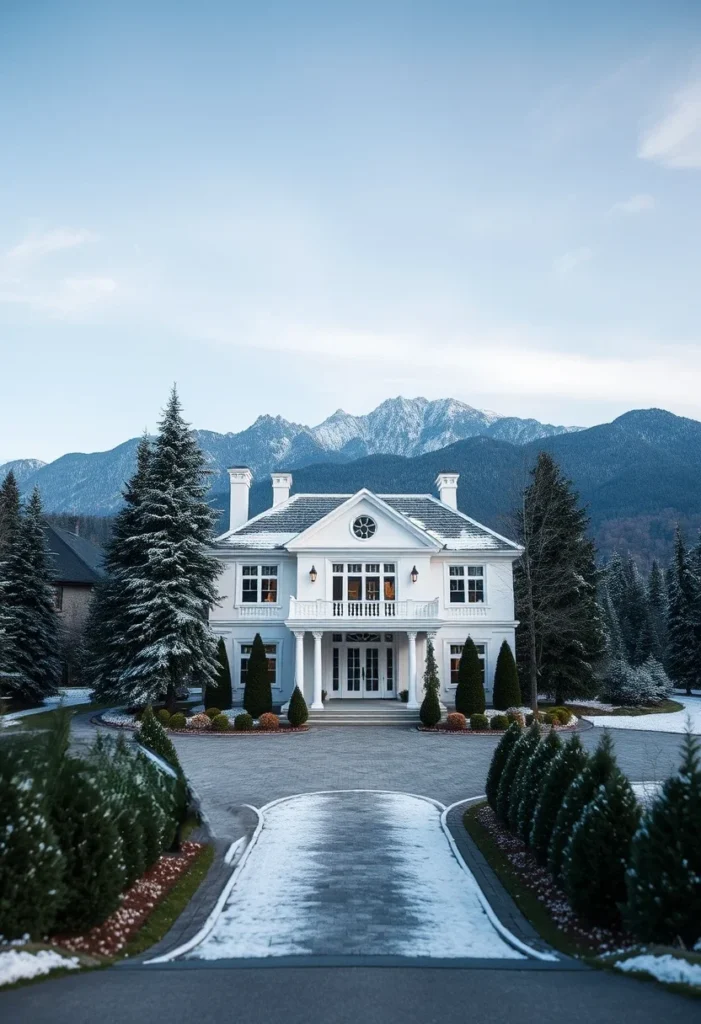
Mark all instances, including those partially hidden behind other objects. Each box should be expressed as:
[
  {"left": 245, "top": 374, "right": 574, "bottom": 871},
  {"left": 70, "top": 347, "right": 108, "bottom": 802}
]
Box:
[
  {"left": 332, "top": 562, "right": 396, "bottom": 603},
  {"left": 449, "top": 565, "right": 485, "bottom": 604},
  {"left": 241, "top": 565, "right": 278, "bottom": 604}
]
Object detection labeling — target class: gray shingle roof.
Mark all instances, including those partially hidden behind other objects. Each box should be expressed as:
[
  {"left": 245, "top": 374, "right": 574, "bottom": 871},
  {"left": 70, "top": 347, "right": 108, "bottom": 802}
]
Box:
[
  {"left": 217, "top": 493, "right": 519, "bottom": 552},
  {"left": 45, "top": 525, "right": 105, "bottom": 584}
]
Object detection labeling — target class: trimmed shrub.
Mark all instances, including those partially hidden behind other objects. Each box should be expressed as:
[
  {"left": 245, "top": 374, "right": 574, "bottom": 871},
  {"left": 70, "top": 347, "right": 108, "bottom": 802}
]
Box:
[
  {"left": 548, "top": 731, "right": 617, "bottom": 880},
  {"left": 258, "top": 712, "right": 280, "bottom": 731},
  {"left": 88, "top": 735, "right": 146, "bottom": 890},
  {"left": 492, "top": 641, "right": 521, "bottom": 710},
  {"left": 139, "top": 706, "right": 181, "bottom": 768},
  {"left": 525, "top": 711, "right": 542, "bottom": 726},
  {"left": 243, "top": 633, "right": 273, "bottom": 719},
  {"left": 445, "top": 711, "right": 467, "bottom": 730},
  {"left": 626, "top": 730, "right": 701, "bottom": 947},
  {"left": 506, "top": 724, "right": 542, "bottom": 832},
  {"left": 554, "top": 708, "right": 572, "bottom": 725},
  {"left": 205, "top": 707, "right": 221, "bottom": 720},
  {"left": 516, "top": 729, "right": 561, "bottom": 844},
  {"left": 420, "top": 638, "right": 442, "bottom": 727},
  {"left": 470, "top": 713, "right": 489, "bottom": 730},
  {"left": 157, "top": 709, "right": 171, "bottom": 725},
  {"left": 234, "top": 712, "right": 254, "bottom": 731},
  {"left": 496, "top": 723, "right": 540, "bottom": 824},
  {"left": 506, "top": 710, "right": 525, "bottom": 727},
  {"left": 210, "top": 714, "right": 230, "bottom": 732},
  {"left": 486, "top": 722, "right": 522, "bottom": 811},
  {"left": 187, "top": 713, "right": 212, "bottom": 731},
  {"left": 530, "top": 734, "right": 588, "bottom": 866},
  {"left": 490, "top": 714, "right": 509, "bottom": 730},
  {"left": 563, "top": 770, "right": 640, "bottom": 927},
  {"left": 543, "top": 711, "right": 559, "bottom": 726},
  {"left": 399, "top": 690, "right": 409, "bottom": 703},
  {"left": 455, "top": 637, "right": 486, "bottom": 716},
  {"left": 287, "top": 686, "right": 309, "bottom": 727},
  {"left": 204, "top": 636, "right": 233, "bottom": 710}
]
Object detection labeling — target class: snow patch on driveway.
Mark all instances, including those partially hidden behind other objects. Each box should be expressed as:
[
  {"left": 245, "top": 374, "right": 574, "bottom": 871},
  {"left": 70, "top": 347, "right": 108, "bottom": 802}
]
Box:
[
  {"left": 0, "top": 949, "right": 80, "bottom": 987},
  {"left": 615, "top": 953, "right": 701, "bottom": 988}
]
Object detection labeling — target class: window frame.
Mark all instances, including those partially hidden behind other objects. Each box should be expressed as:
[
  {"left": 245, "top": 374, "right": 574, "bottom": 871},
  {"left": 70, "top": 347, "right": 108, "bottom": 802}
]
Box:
[
  {"left": 446, "top": 640, "right": 487, "bottom": 689},
  {"left": 238, "top": 563, "right": 281, "bottom": 606},
  {"left": 446, "top": 563, "right": 486, "bottom": 606},
  {"left": 238, "top": 639, "right": 281, "bottom": 690}
]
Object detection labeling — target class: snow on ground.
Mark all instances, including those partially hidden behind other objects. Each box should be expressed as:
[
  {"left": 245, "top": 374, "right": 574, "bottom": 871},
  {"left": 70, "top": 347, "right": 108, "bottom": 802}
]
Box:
[
  {"left": 583, "top": 696, "right": 701, "bottom": 734},
  {"left": 3, "top": 688, "right": 92, "bottom": 723},
  {"left": 0, "top": 949, "right": 80, "bottom": 987},
  {"left": 186, "top": 791, "right": 526, "bottom": 961},
  {"left": 615, "top": 953, "right": 701, "bottom": 988},
  {"left": 631, "top": 782, "right": 663, "bottom": 805}
]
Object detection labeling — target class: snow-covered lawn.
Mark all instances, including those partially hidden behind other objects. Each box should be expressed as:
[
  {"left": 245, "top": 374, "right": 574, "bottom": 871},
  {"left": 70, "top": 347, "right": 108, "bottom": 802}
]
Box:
[
  {"left": 615, "top": 953, "right": 701, "bottom": 988},
  {"left": 583, "top": 695, "right": 701, "bottom": 734},
  {"left": 184, "top": 791, "right": 528, "bottom": 961},
  {"left": 2, "top": 688, "right": 93, "bottom": 723},
  {"left": 0, "top": 949, "right": 80, "bottom": 987}
]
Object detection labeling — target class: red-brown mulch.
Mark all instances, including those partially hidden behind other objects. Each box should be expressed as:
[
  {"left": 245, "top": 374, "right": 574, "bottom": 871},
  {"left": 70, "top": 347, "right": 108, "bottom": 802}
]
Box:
[{"left": 50, "top": 841, "right": 204, "bottom": 959}]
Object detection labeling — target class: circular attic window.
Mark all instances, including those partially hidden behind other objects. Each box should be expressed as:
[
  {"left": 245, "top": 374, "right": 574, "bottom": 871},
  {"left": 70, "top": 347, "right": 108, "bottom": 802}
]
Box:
[{"left": 352, "top": 515, "right": 377, "bottom": 540}]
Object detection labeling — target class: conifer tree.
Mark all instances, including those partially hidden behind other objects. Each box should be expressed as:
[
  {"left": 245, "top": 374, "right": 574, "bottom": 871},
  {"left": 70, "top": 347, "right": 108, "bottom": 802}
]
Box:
[
  {"left": 492, "top": 640, "right": 521, "bottom": 710},
  {"left": 0, "top": 469, "right": 20, "bottom": 556},
  {"left": 204, "top": 636, "right": 233, "bottom": 710},
  {"left": 666, "top": 528, "right": 700, "bottom": 696},
  {"left": 287, "top": 685, "right": 309, "bottom": 727},
  {"left": 548, "top": 730, "right": 617, "bottom": 879},
  {"left": 455, "top": 636, "right": 485, "bottom": 715},
  {"left": 647, "top": 560, "right": 668, "bottom": 663},
  {"left": 626, "top": 730, "right": 701, "bottom": 946},
  {"left": 507, "top": 722, "right": 542, "bottom": 832},
  {"left": 495, "top": 722, "right": 540, "bottom": 825},
  {"left": 139, "top": 705, "right": 181, "bottom": 770},
  {"left": 243, "top": 633, "right": 272, "bottom": 718},
  {"left": 562, "top": 769, "right": 640, "bottom": 927},
  {"left": 120, "top": 389, "right": 222, "bottom": 708},
  {"left": 516, "top": 729, "right": 561, "bottom": 844},
  {"left": 514, "top": 452, "right": 604, "bottom": 709},
  {"left": 420, "top": 638, "right": 442, "bottom": 727},
  {"left": 485, "top": 721, "right": 522, "bottom": 811},
  {"left": 530, "top": 734, "right": 588, "bottom": 866}
]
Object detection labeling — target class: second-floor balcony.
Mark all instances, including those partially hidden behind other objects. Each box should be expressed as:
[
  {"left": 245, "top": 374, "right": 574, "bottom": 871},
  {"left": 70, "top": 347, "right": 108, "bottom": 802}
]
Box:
[{"left": 287, "top": 597, "right": 440, "bottom": 621}]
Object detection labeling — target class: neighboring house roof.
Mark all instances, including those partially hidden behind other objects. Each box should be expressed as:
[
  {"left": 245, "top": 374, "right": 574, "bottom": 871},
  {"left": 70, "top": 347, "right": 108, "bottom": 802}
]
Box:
[
  {"left": 45, "top": 524, "right": 105, "bottom": 585},
  {"left": 216, "top": 492, "right": 521, "bottom": 552}
]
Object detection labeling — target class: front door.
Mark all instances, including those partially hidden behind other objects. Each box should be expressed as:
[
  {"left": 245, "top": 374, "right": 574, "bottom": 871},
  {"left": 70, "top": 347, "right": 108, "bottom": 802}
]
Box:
[{"left": 345, "top": 645, "right": 382, "bottom": 697}]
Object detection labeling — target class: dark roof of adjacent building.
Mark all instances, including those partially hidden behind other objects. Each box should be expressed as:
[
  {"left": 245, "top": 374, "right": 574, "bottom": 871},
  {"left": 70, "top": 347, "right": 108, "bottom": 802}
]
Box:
[
  {"left": 45, "top": 524, "right": 105, "bottom": 584},
  {"left": 217, "top": 493, "right": 520, "bottom": 552}
]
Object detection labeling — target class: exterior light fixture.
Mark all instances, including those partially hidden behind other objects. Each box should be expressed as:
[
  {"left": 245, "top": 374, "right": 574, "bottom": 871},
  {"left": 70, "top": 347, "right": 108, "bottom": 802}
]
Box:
[
  {"left": 410, "top": 566, "right": 419, "bottom": 583},
  {"left": 309, "top": 565, "right": 318, "bottom": 583}
]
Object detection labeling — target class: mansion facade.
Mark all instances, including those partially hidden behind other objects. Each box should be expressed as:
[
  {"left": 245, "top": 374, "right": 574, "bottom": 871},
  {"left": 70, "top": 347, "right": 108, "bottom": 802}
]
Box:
[{"left": 210, "top": 469, "right": 523, "bottom": 710}]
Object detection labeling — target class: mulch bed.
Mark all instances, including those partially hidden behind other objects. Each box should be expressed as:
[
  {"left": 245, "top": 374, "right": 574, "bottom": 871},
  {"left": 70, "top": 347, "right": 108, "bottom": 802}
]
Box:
[
  {"left": 418, "top": 723, "right": 577, "bottom": 735},
  {"left": 167, "top": 725, "right": 309, "bottom": 736},
  {"left": 474, "top": 804, "right": 627, "bottom": 953},
  {"left": 50, "top": 841, "right": 204, "bottom": 959}
]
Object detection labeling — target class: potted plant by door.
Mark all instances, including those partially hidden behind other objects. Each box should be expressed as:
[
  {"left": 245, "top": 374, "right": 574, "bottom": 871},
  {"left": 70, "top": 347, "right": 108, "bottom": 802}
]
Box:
[{"left": 321, "top": 689, "right": 328, "bottom": 703}]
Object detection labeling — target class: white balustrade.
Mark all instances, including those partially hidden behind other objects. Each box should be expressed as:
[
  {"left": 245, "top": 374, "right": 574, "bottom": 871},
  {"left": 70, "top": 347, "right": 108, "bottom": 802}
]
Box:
[
  {"left": 444, "top": 605, "right": 489, "bottom": 619},
  {"left": 232, "top": 604, "right": 281, "bottom": 619},
  {"left": 287, "top": 597, "right": 440, "bottom": 621}
]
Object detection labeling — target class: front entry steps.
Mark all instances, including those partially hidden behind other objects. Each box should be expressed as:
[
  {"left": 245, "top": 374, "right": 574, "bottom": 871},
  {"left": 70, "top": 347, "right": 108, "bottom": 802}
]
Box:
[{"left": 309, "top": 699, "right": 421, "bottom": 726}]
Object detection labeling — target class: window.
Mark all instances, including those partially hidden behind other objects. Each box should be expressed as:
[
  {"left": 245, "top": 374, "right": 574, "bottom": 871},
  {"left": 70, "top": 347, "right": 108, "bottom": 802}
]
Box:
[
  {"left": 241, "top": 565, "right": 278, "bottom": 604},
  {"left": 450, "top": 643, "right": 486, "bottom": 687},
  {"left": 449, "top": 565, "right": 485, "bottom": 604},
  {"left": 386, "top": 647, "right": 394, "bottom": 691},
  {"left": 383, "top": 563, "right": 396, "bottom": 602},
  {"left": 53, "top": 586, "right": 64, "bottom": 611},
  {"left": 240, "top": 642, "right": 277, "bottom": 687},
  {"left": 332, "top": 647, "right": 340, "bottom": 691},
  {"left": 352, "top": 515, "right": 376, "bottom": 539},
  {"left": 332, "top": 633, "right": 343, "bottom": 642},
  {"left": 449, "top": 566, "right": 465, "bottom": 604},
  {"left": 332, "top": 562, "right": 397, "bottom": 606}
]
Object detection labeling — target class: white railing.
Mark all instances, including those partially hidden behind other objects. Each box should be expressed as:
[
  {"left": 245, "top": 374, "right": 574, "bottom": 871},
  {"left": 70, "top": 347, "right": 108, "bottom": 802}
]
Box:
[
  {"left": 444, "top": 605, "right": 489, "bottom": 619},
  {"left": 231, "top": 605, "right": 282, "bottom": 620},
  {"left": 288, "top": 598, "right": 440, "bottom": 620}
]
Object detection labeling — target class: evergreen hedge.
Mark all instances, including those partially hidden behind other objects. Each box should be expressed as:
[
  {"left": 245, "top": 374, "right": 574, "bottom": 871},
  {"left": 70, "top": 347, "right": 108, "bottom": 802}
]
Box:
[
  {"left": 244, "top": 633, "right": 272, "bottom": 718},
  {"left": 492, "top": 641, "right": 521, "bottom": 711},
  {"left": 485, "top": 722, "right": 522, "bottom": 811},
  {"left": 287, "top": 685, "right": 309, "bottom": 727},
  {"left": 496, "top": 723, "right": 540, "bottom": 824},
  {"left": 139, "top": 705, "right": 181, "bottom": 769},
  {"left": 516, "top": 729, "right": 561, "bottom": 844},
  {"left": 455, "top": 637, "right": 486, "bottom": 716},
  {"left": 506, "top": 723, "right": 542, "bottom": 832},
  {"left": 204, "top": 637, "right": 233, "bottom": 710},
  {"left": 529, "top": 734, "right": 588, "bottom": 866}
]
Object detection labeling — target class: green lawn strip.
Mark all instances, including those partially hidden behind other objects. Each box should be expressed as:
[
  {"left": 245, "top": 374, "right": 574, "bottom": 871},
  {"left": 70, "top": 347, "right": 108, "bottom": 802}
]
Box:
[
  {"left": 463, "top": 803, "right": 597, "bottom": 960},
  {"left": 119, "top": 843, "right": 214, "bottom": 959},
  {"left": 564, "top": 699, "right": 684, "bottom": 718},
  {"left": 600, "top": 946, "right": 701, "bottom": 999}
]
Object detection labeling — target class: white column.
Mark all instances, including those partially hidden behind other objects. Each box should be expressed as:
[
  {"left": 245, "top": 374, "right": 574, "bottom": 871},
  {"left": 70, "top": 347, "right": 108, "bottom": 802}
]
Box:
[
  {"left": 407, "top": 631, "right": 418, "bottom": 709},
  {"left": 312, "top": 631, "right": 324, "bottom": 709},
  {"left": 294, "top": 631, "right": 305, "bottom": 701}
]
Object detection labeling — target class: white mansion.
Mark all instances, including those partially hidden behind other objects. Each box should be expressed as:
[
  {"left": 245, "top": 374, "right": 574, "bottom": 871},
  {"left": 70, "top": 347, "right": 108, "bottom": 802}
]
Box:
[{"left": 210, "top": 470, "right": 523, "bottom": 711}]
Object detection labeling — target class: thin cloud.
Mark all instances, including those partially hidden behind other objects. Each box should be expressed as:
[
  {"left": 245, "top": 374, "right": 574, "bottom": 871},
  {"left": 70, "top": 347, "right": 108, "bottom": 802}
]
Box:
[
  {"left": 553, "top": 246, "right": 593, "bottom": 277},
  {"left": 609, "top": 194, "right": 655, "bottom": 215},
  {"left": 639, "top": 81, "right": 701, "bottom": 169},
  {"left": 6, "top": 228, "right": 96, "bottom": 263}
]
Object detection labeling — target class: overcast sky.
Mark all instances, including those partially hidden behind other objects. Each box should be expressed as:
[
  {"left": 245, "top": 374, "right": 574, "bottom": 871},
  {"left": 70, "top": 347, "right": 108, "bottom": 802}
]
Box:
[{"left": 2, "top": 0, "right": 701, "bottom": 462}]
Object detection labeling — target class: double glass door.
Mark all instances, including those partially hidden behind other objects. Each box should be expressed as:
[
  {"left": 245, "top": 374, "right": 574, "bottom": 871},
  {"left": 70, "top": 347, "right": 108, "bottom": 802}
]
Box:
[{"left": 345, "top": 645, "right": 383, "bottom": 697}]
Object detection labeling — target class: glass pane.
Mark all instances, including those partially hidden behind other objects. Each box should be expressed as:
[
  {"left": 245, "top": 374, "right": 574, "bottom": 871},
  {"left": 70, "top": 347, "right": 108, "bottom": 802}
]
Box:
[
  {"left": 365, "top": 563, "right": 380, "bottom": 572},
  {"left": 242, "top": 579, "right": 258, "bottom": 602},
  {"left": 262, "top": 565, "right": 278, "bottom": 576},
  {"left": 261, "top": 579, "right": 277, "bottom": 602},
  {"left": 467, "top": 566, "right": 483, "bottom": 577},
  {"left": 332, "top": 576, "right": 343, "bottom": 601},
  {"left": 366, "top": 576, "right": 380, "bottom": 601},
  {"left": 468, "top": 579, "right": 485, "bottom": 603},
  {"left": 332, "top": 563, "right": 343, "bottom": 573},
  {"left": 242, "top": 565, "right": 258, "bottom": 576},
  {"left": 332, "top": 648, "right": 339, "bottom": 690},
  {"left": 449, "top": 566, "right": 464, "bottom": 576},
  {"left": 348, "top": 563, "right": 362, "bottom": 573},
  {"left": 347, "top": 577, "right": 362, "bottom": 601},
  {"left": 383, "top": 563, "right": 395, "bottom": 573}
]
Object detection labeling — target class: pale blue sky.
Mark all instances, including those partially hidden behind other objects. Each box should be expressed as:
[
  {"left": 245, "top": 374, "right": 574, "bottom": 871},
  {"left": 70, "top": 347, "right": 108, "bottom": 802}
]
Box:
[{"left": 1, "top": 1, "right": 701, "bottom": 461}]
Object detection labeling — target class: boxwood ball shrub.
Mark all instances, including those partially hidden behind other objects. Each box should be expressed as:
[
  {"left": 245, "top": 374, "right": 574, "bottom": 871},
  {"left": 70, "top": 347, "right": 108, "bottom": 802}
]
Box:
[
  {"left": 485, "top": 722, "right": 522, "bottom": 812},
  {"left": 287, "top": 686, "right": 309, "bottom": 727},
  {"left": 187, "top": 713, "right": 212, "bottom": 731},
  {"left": 169, "top": 712, "right": 187, "bottom": 730},
  {"left": 525, "top": 712, "right": 542, "bottom": 726},
  {"left": 469, "top": 713, "right": 489, "bottom": 731},
  {"left": 234, "top": 712, "right": 254, "bottom": 731},
  {"left": 258, "top": 712, "right": 280, "bottom": 731},
  {"left": 446, "top": 712, "right": 467, "bottom": 730},
  {"left": 210, "top": 714, "right": 230, "bottom": 732},
  {"left": 205, "top": 707, "right": 221, "bottom": 720},
  {"left": 490, "top": 714, "right": 509, "bottom": 730},
  {"left": 543, "top": 711, "right": 559, "bottom": 726},
  {"left": 554, "top": 708, "right": 572, "bottom": 724},
  {"left": 157, "top": 709, "right": 171, "bottom": 725}
]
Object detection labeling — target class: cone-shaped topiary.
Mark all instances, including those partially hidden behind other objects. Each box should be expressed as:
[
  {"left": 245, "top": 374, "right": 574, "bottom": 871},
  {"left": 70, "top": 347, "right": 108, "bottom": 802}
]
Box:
[
  {"left": 626, "top": 730, "right": 701, "bottom": 946},
  {"left": 496, "top": 723, "right": 540, "bottom": 824},
  {"left": 548, "top": 730, "right": 617, "bottom": 880},
  {"left": 204, "top": 637, "right": 233, "bottom": 710},
  {"left": 506, "top": 723, "right": 542, "bottom": 832},
  {"left": 563, "top": 769, "right": 640, "bottom": 928},
  {"left": 530, "top": 734, "right": 588, "bottom": 866},
  {"left": 139, "top": 705, "right": 181, "bottom": 770},
  {"left": 492, "top": 640, "right": 521, "bottom": 711},
  {"left": 516, "top": 729, "right": 561, "bottom": 844},
  {"left": 455, "top": 637, "right": 485, "bottom": 716},
  {"left": 486, "top": 722, "right": 522, "bottom": 811},
  {"left": 287, "top": 685, "right": 309, "bottom": 727},
  {"left": 420, "top": 639, "right": 442, "bottom": 727},
  {"left": 243, "top": 633, "right": 272, "bottom": 719}
]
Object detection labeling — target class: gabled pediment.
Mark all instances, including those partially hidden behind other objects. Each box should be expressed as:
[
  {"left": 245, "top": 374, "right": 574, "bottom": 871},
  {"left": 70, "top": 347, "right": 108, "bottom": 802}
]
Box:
[{"left": 285, "top": 490, "right": 442, "bottom": 552}]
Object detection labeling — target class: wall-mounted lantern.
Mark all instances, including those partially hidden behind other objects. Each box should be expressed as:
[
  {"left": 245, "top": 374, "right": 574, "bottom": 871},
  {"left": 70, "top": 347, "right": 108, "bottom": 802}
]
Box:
[
  {"left": 309, "top": 565, "right": 318, "bottom": 583},
  {"left": 410, "top": 565, "right": 419, "bottom": 583}
]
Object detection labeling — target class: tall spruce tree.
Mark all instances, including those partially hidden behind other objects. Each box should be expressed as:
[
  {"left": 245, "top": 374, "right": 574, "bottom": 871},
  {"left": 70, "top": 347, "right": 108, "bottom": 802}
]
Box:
[
  {"left": 666, "top": 527, "right": 700, "bottom": 696},
  {"left": 120, "top": 389, "right": 221, "bottom": 708},
  {"left": 514, "top": 452, "right": 604, "bottom": 709},
  {"left": 647, "top": 560, "right": 668, "bottom": 663}
]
